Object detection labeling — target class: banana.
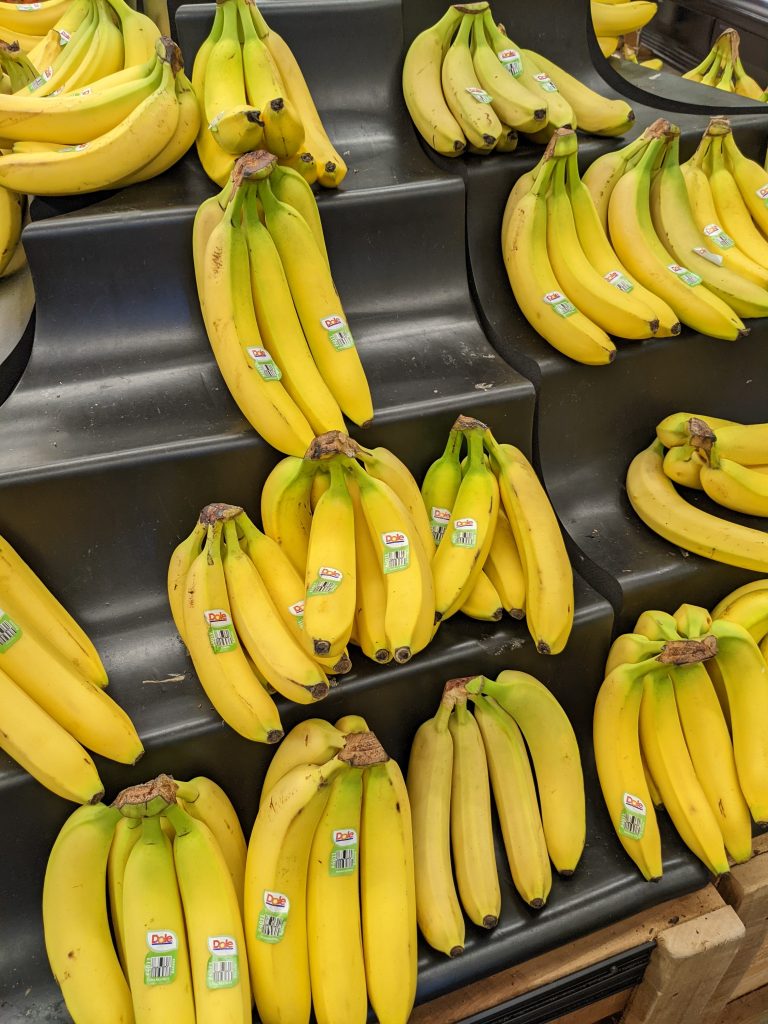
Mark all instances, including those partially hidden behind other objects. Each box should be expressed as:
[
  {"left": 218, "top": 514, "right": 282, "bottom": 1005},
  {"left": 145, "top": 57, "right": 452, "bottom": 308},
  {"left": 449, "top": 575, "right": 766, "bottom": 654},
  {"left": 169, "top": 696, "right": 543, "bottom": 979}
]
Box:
[
  {"left": 503, "top": 152, "right": 616, "bottom": 364},
  {"left": 734, "top": 57, "right": 764, "bottom": 100},
  {"left": 0, "top": 0, "right": 78, "bottom": 37},
  {"left": 609, "top": 133, "right": 747, "bottom": 340},
  {"left": 303, "top": 458, "right": 356, "bottom": 658},
  {"left": 270, "top": 162, "right": 328, "bottom": 265},
  {"left": 700, "top": 444, "right": 768, "bottom": 516},
  {"left": 448, "top": 691, "right": 500, "bottom": 928},
  {"left": 712, "top": 584, "right": 768, "bottom": 642},
  {"left": 713, "top": 579, "right": 768, "bottom": 618},
  {"left": 475, "top": 671, "right": 585, "bottom": 873},
  {"left": 407, "top": 695, "right": 464, "bottom": 957},
  {"left": 354, "top": 443, "right": 434, "bottom": 561},
  {"left": 650, "top": 131, "right": 768, "bottom": 320},
  {"left": 663, "top": 442, "right": 707, "bottom": 489},
  {"left": 253, "top": 5, "right": 347, "bottom": 187},
  {"left": 348, "top": 474, "right": 390, "bottom": 663},
  {"left": 421, "top": 428, "right": 463, "bottom": 548},
  {"left": 278, "top": 148, "right": 318, "bottom": 185},
  {"left": 582, "top": 131, "right": 650, "bottom": 229},
  {"left": 349, "top": 459, "right": 434, "bottom": 662},
  {"left": 432, "top": 427, "right": 499, "bottom": 621},
  {"left": 167, "top": 518, "right": 206, "bottom": 639},
  {"left": 242, "top": 188, "right": 344, "bottom": 436},
  {"left": 245, "top": 757, "right": 346, "bottom": 1024},
  {"left": 473, "top": 693, "right": 551, "bottom": 906},
  {"left": 471, "top": 16, "right": 546, "bottom": 133},
  {"left": 123, "top": 813, "right": 196, "bottom": 1022},
  {"left": 182, "top": 510, "right": 284, "bottom": 743},
  {"left": 203, "top": 0, "right": 245, "bottom": 132},
  {"left": 402, "top": 6, "right": 466, "bottom": 156},
  {"left": 260, "top": 456, "right": 316, "bottom": 575},
  {"left": 24, "top": 3, "right": 97, "bottom": 100},
  {"left": 260, "top": 718, "right": 345, "bottom": 804},
  {"left": 655, "top": 410, "right": 738, "bottom": 448},
  {"left": 723, "top": 129, "right": 768, "bottom": 237},
  {"left": 708, "top": 618, "right": 768, "bottom": 822},
  {"left": 593, "top": 659, "right": 663, "bottom": 879},
  {"left": 107, "top": 815, "right": 142, "bottom": 972},
  {"left": 487, "top": 433, "right": 574, "bottom": 654},
  {"left": 0, "top": 664, "right": 104, "bottom": 803},
  {"left": 104, "top": 0, "right": 160, "bottom": 65},
  {"left": 605, "top": 632, "right": 668, "bottom": 674},
  {"left": 522, "top": 49, "right": 633, "bottom": 135},
  {"left": 0, "top": 529, "right": 107, "bottom": 687},
  {"left": 592, "top": 0, "right": 658, "bottom": 35},
  {"left": 361, "top": 752, "right": 418, "bottom": 1024},
  {"left": 627, "top": 440, "right": 768, "bottom": 572},
  {"left": 307, "top": 766, "right": 367, "bottom": 1024},
  {"left": 440, "top": 13, "right": 501, "bottom": 151},
  {"left": 258, "top": 176, "right": 373, "bottom": 426},
  {"left": 27, "top": 0, "right": 92, "bottom": 71},
  {"left": 707, "top": 132, "right": 768, "bottom": 270},
  {"left": 164, "top": 800, "right": 251, "bottom": 1024},
  {"left": 0, "top": 182, "right": 19, "bottom": 276},
  {"left": 670, "top": 662, "right": 752, "bottom": 863},
  {"left": 193, "top": 175, "right": 232, "bottom": 311},
  {"left": 482, "top": 507, "right": 525, "bottom": 617},
  {"left": 43, "top": 803, "right": 133, "bottom": 1024},
  {"left": 547, "top": 152, "right": 658, "bottom": 338},
  {"left": 597, "top": 35, "right": 619, "bottom": 57},
  {"left": 701, "top": 421, "right": 768, "bottom": 465},
  {"left": 199, "top": 180, "right": 315, "bottom": 454},
  {"left": 62, "top": 0, "right": 124, "bottom": 94},
  {"left": 261, "top": 94, "right": 305, "bottom": 159},
  {"left": 208, "top": 103, "right": 262, "bottom": 155},
  {"left": 192, "top": 3, "right": 234, "bottom": 185},
  {"left": 461, "top": 569, "right": 502, "bottom": 621},
  {"left": 672, "top": 603, "right": 712, "bottom": 639}
]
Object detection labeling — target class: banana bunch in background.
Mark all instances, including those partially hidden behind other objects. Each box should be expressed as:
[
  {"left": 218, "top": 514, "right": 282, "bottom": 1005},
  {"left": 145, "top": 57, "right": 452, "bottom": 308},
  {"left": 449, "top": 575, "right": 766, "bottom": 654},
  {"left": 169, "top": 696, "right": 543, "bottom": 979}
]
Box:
[
  {"left": 627, "top": 413, "right": 768, "bottom": 572},
  {"left": 617, "top": 41, "right": 662, "bottom": 70},
  {"left": 246, "top": 716, "right": 417, "bottom": 1024},
  {"left": 0, "top": 0, "right": 200, "bottom": 195},
  {"left": 44, "top": 773, "right": 250, "bottom": 1024},
  {"left": 193, "top": 152, "right": 372, "bottom": 454},
  {"left": 408, "top": 673, "right": 584, "bottom": 956},
  {"left": 192, "top": 0, "right": 345, "bottom": 188},
  {"left": 403, "top": 1, "right": 634, "bottom": 159},
  {"left": 421, "top": 415, "right": 574, "bottom": 653},
  {"left": 595, "top": 599, "right": 768, "bottom": 879},
  {"left": 682, "top": 28, "right": 766, "bottom": 100},
  {"left": 591, "top": 0, "right": 657, "bottom": 60},
  {"left": 0, "top": 531, "right": 143, "bottom": 803}
]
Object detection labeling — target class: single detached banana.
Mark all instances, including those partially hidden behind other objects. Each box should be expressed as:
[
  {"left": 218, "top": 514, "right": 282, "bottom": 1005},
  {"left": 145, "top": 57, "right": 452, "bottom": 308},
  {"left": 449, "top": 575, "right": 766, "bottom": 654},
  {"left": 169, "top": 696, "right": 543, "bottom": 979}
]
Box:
[{"left": 43, "top": 803, "right": 134, "bottom": 1024}]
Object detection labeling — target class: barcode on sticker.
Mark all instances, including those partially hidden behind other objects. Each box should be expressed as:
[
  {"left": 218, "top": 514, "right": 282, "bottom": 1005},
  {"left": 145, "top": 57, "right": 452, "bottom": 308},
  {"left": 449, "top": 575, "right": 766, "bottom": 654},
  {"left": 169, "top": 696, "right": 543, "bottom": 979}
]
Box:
[
  {"left": 257, "top": 914, "right": 285, "bottom": 940},
  {"left": 620, "top": 813, "right": 644, "bottom": 837},
  {"left": 321, "top": 315, "right": 355, "bottom": 350},
  {"left": 310, "top": 579, "right": 336, "bottom": 595},
  {"left": 212, "top": 961, "right": 234, "bottom": 984},
  {"left": 381, "top": 531, "right": 410, "bottom": 573},
  {"left": 430, "top": 506, "right": 451, "bottom": 545},
  {"left": 204, "top": 609, "right": 237, "bottom": 653},
  {"left": 543, "top": 290, "right": 577, "bottom": 317},
  {"left": 206, "top": 936, "right": 239, "bottom": 989},
  {"left": 534, "top": 72, "right": 558, "bottom": 92},
  {"left": 604, "top": 270, "right": 634, "bottom": 293},
  {"left": 247, "top": 346, "right": 282, "bottom": 381},
  {"left": 619, "top": 792, "right": 647, "bottom": 840},
  {"left": 451, "top": 517, "right": 477, "bottom": 548},
  {"left": 693, "top": 246, "right": 723, "bottom": 266},
  {"left": 703, "top": 223, "right": 734, "bottom": 249},
  {"left": 58, "top": 29, "right": 71, "bottom": 44},
  {"left": 497, "top": 47, "right": 522, "bottom": 75},
  {"left": 466, "top": 86, "right": 493, "bottom": 103},
  {"left": 145, "top": 931, "right": 178, "bottom": 985},
  {"left": 28, "top": 66, "right": 53, "bottom": 91},
  {"left": 17, "top": 3, "right": 42, "bottom": 10},
  {"left": 149, "top": 956, "right": 173, "bottom": 979},
  {"left": 331, "top": 848, "right": 356, "bottom": 873},
  {"left": 667, "top": 264, "right": 701, "bottom": 287},
  {"left": 307, "top": 567, "right": 343, "bottom": 597},
  {"left": 0, "top": 611, "right": 21, "bottom": 652}
]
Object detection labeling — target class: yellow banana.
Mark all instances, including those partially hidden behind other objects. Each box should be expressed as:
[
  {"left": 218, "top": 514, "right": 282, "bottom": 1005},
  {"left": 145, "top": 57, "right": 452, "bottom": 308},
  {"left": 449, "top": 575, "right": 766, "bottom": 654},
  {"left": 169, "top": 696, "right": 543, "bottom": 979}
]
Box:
[
  {"left": 523, "top": 49, "right": 633, "bottom": 135},
  {"left": 700, "top": 444, "right": 768, "bottom": 516},
  {"left": 107, "top": 815, "right": 142, "bottom": 972},
  {"left": 192, "top": 2, "right": 235, "bottom": 185},
  {"left": 483, "top": 507, "right": 526, "bottom": 617},
  {"left": 582, "top": 131, "right": 650, "bottom": 230},
  {"left": 192, "top": 174, "right": 232, "bottom": 312},
  {"left": 441, "top": 13, "right": 501, "bottom": 151},
  {"left": 348, "top": 474, "right": 391, "bottom": 664},
  {"left": 27, "top": 0, "right": 93, "bottom": 71},
  {"left": 591, "top": 0, "right": 658, "bottom": 36},
  {"left": 655, "top": 410, "right": 738, "bottom": 448},
  {"left": 203, "top": 0, "right": 246, "bottom": 134},
  {"left": 270, "top": 162, "right": 328, "bottom": 265},
  {"left": 723, "top": 129, "right": 768, "bottom": 237},
  {"left": 260, "top": 456, "right": 316, "bottom": 575},
  {"left": 62, "top": 0, "right": 124, "bottom": 93},
  {"left": 707, "top": 131, "right": 768, "bottom": 270},
  {"left": 711, "top": 583, "right": 768, "bottom": 643},
  {"left": 104, "top": 0, "right": 160, "bottom": 65},
  {"left": 702, "top": 420, "right": 768, "bottom": 464},
  {"left": 662, "top": 442, "right": 707, "bottom": 489},
  {"left": 167, "top": 518, "right": 206, "bottom": 640},
  {"left": 24, "top": 2, "right": 98, "bottom": 99},
  {"left": 471, "top": 16, "right": 546, "bottom": 133},
  {"left": 605, "top": 632, "right": 668, "bottom": 673},
  {"left": 402, "top": 6, "right": 466, "bottom": 156},
  {"left": 673, "top": 603, "right": 712, "bottom": 639},
  {"left": 421, "top": 427, "right": 463, "bottom": 548},
  {"left": 354, "top": 442, "right": 434, "bottom": 561},
  {"left": 259, "top": 718, "right": 345, "bottom": 804},
  {"left": 461, "top": 568, "right": 502, "bottom": 621}
]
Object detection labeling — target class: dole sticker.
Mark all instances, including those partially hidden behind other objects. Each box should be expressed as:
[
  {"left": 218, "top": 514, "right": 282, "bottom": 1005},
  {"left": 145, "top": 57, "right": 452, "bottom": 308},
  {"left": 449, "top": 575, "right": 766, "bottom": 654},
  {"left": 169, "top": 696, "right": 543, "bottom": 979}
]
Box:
[
  {"left": 451, "top": 517, "right": 478, "bottom": 548},
  {"left": 206, "top": 935, "right": 239, "bottom": 990},
  {"left": 702, "top": 224, "right": 734, "bottom": 249},
  {"left": 144, "top": 930, "right": 178, "bottom": 986},
  {"left": 465, "top": 86, "right": 493, "bottom": 103},
  {"left": 543, "top": 290, "right": 577, "bottom": 318},
  {"left": 430, "top": 506, "right": 452, "bottom": 545},
  {"left": 604, "top": 270, "right": 634, "bottom": 293},
  {"left": 692, "top": 246, "right": 723, "bottom": 267},
  {"left": 247, "top": 346, "right": 282, "bottom": 381},
  {"left": 756, "top": 183, "right": 768, "bottom": 206},
  {"left": 330, "top": 828, "right": 358, "bottom": 876},
  {"left": 320, "top": 314, "right": 355, "bottom": 351},
  {"left": 667, "top": 264, "right": 701, "bottom": 287},
  {"left": 0, "top": 609, "right": 22, "bottom": 653},
  {"left": 534, "top": 72, "right": 558, "bottom": 92},
  {"left": 497, "top": 47, "right": 522, "bottom": 75},
  {"left": 288, "top": 599, "right": 305, "bottom": 629},
  {"left": 380, "top": 531, "right": 410, "bottom": 574},
  {"left": 619, "top": 792, "right": 647, "bottom": 841},
  {"left": 307, "top": 567, "right": 343, "bottom": 597},
  {"left": 257, "top": 890, "right": 290, "bottom": 944},
  {"left": 204, "top": 608, "right": 238, "bottom": 653}
]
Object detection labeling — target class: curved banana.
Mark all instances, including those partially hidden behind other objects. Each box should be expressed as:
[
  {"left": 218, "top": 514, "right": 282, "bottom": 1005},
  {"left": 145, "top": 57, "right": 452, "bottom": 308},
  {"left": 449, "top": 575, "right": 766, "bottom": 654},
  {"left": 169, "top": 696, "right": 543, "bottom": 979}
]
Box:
[
  {"left": 663, "top": 443, "right": 706, "bottom": 489},
  {"left": 43, "top": 803, "right": 134, "bottom": 1024},
  {"left": 270, "top": 162, "right": 329, "bottom": 265},
  {"left": 605, "top": 632, "right": 668, "bottom": 675},
  {"left": 582, "top": 131, "right": 650, "bottom": 229},
  {"left": 347, "top": 474, "right": 390, "bottom": 664},
  {"left": 167, "top": 518, "right": 206, "bottom": 639},
  {"left": 471, "top": 17, "right": 546, "bottom": 133},
  {"left": 260, "top": 456, "right": 316, "bottom": 575},
  {"left": 402, "top": 6, "right": 466, "bottom": 155},
  {"left": 441, "top": 13, "right": 501, "bottom": 151},
  {"left": 107, "top": 815, "right": 141, "bottom": 971},
  {"left": 354, "top": 443, "right": 434, "bottom": 561},
  {"left": 260, "top": 718, "right": 345, "bottom": 804},
  {"left": 591, "top": 0, "right": 658, "bottom": 36},
  {"left": 723, "top": 130, "right": 768, "bottom": 237},
  {"left": 703, "top": 421, "right": 768, "bottom": 465},
  {"left": 62, "top": 0, "right": 124, "bottom": 94},
  {"left": 104, "top": 0, "right": 160, "bottom": 65},
  {"left": 655, "top": 410, "right": 738, "bottom": 449},
  {"left": 707, "top": 132, "right": 768, "bottom": 270},
  {"left": 712, "top": 584, "right": 768, "bottom": 643},
  {"left": 191, "top": 3, "right": 235, "bottom": 185},
  {"left": 522, "top": 49, "right": 633, "bottom": 135},
  {"left": 421, "top": 428, "right": 463, "bottom": 548},
  {"left": 461, "top": 569, "right": 502, "bottom": 621},
  {"left": 700, "top": 445, "right": 768, "bottom": 516}
]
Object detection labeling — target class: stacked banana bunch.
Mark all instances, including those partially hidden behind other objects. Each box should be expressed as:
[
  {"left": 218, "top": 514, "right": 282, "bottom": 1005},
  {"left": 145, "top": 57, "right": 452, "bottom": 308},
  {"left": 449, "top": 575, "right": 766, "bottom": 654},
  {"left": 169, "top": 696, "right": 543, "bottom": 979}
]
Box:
[
  {"left": 591, "top": 0, "right": 658, "bottom": 59},
  {"left": 408, "top": 673, "right": 584, "bottom": 956},
  {"left": 0, "top": 531, "right": 143, "bottom": 803},
  {"left": 245, "top": 716, "right": 417, "bottom": 1024},
  {"left": 193, "top": 152, "right": 371, "bottom": 454},
  {"left": 193, "top": 0, "right": 345, "bottom": 188},
  {"left": 628, "top": 412, "right": 768, "bottom": 573},
  {"left": 594, "top": 598, "right": 768, "bottom": 879},
  {"left": 403, "top": 2, "right": 635, "bottom": 159},
  {"left": 0, "top": 0, "right": 200, "bottom": 195},
  {"left": 44, "top": 773, "right": 251, "bottom": 1024},
  {"left": 420, "top": 416, "right": 574, "bottom": 653},
  {"left": 683, "top": 28, "right": 765, "bottom": 100}
]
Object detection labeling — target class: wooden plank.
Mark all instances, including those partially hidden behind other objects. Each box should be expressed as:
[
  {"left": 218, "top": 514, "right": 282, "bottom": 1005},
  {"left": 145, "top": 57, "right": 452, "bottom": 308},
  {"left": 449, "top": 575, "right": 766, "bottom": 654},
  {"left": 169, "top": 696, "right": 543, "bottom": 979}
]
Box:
[
  {"left": 411, "top": 887, "right": 724, "bottom": 1024},
  {"left": 620, "top": 906, "right": 745, "bottom": 1024},
  {"left": 717, "top": 984, "right": 768, "bottom": 1024},
  {"left": 712, "top": 848, "right": 768, "bottom": 1003},
  {"left": 547, "top": 989, "right": 629, "bottom": 1024}
]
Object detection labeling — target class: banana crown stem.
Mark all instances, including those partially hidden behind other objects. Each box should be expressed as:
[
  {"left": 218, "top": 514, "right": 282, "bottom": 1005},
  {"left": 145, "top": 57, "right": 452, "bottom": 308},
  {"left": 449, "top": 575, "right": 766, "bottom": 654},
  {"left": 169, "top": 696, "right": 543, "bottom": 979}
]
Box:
[
  {"left": 338, "top": 729, "right": 389, "bottom": 767},
  {"left": 113, "top": 773, "right": 178, "bottom": 818}
]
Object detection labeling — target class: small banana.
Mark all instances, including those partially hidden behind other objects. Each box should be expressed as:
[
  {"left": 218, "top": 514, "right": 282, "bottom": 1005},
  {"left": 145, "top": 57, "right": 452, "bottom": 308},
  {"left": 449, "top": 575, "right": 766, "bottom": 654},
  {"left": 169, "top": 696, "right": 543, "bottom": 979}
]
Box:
[
  {"left": 421, "top": 428, "right": 463, "bottom": 547},
  {"left": 259, "top": 718, "right": 345, "bottom": 804},
  {"left": 460, "top": 569, "right": 503, "bottom": 621}
]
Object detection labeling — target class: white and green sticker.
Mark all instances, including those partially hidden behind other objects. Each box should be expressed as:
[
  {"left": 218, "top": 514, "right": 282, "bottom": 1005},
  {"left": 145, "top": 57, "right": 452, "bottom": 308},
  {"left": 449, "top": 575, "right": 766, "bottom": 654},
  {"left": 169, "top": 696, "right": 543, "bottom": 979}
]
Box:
[
  {"left": 204, "top": 609, "right": 238, "bottom": 653},
  {"left": 0, "top": 610, "right": 22, "bottom": 652},
  {"left": 430, "top": 506, "right": 451, "bottom": 546},
  {"left": 287, "top": 600, "right": 305, "bottom": 629},
  {"left": 28, "top": 67, "right": 53, "bottom": 91},
  {"left": 692, "top": 246, "right": 723, "bottom": 267},
  {"left": 256, "top": 890, "right": 289, "bottom": 944},
  {"left": 702, "top": 223, "right": 734, "bottom": 250},
  {"left": 534, "top": 72, "right": 558, "bottom": 92},
  {"left": 144, "top": 931, "right": 178, "bottom": 985},
  {"left": 619, "top": 792, "right": 647, "bottom": 841},
  {"left": 307, "top": 566, "right": 343, "bottom": 597},
  {"left": 329, "top": 828, "right": 358, "bottom": 876},
  {"left": 466, "top": 86, "right": 493, "bottom": 103},
  {"left": 246, "top": 346, "right": 282, "bottom": 381},
  {"left": 206, "top": 936, "right": 239, "bottom": 989},
  {"left": 320, "top": 315, "right": 355, "bottom": 351},
  {"left": 667, "top": 263, "right": 701, "bottom": 287},
  {"left": 451, "top": 517, "right": 478, "bottom": 548},
  {"left": 604, "top": 270, "right": 634, "bottom": 293},
  {"left": 380, "top": 531, "right": 410, "bottom": 573},
  {"left": 497, "top": 47, "right": 522, "bottom": 76},
  {"left": 543, "top": 290, "right": 577, "bottom": 317}
]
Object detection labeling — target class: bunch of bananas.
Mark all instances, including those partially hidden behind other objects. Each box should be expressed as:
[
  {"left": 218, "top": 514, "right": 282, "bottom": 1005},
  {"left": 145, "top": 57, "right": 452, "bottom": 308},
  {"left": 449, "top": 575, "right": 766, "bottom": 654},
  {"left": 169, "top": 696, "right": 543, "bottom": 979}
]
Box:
[
  {"left": 591, "top": 0, "right": 658, "bottom": 59},
  {"left": 595, "top": 598, "right": 768, "bottom": 879},
  {"left": 714, "top": 578, "right": 768, "bottom": 662},
  {"left": 0, "top": 0, "right": 200, "bottom": 195},
  {"left": 192, "top": 0, "right": 345, "bottom": 188},
  {"left": 403, "top": 1, "right": 634, "bottom": 158},
  {"left": 420, "top": 416, "right": 574, "bottom": 653},
  {"left": 245, "top": 716, "right": 417, "bottom": 1024},
  {"left": 44, "top": 773, "right": 250, "bottom": 1024},
  {"left": 682, "top": 28, "right": 766, "bottom": 100},
  {"left": 408, "top": 672, "right": 584, "bottom": 956},
  {"left": 628, "top": 412, "right": 768, "bottom": 572},
  {"left": 0, "top": 531, "right": 143, "bottom": 803},
  {"left": 193, "top": 152, "right": 372, "bottom": 454},
  {"left": 0, "top": 40, "right": 37, "bottom": 91}
]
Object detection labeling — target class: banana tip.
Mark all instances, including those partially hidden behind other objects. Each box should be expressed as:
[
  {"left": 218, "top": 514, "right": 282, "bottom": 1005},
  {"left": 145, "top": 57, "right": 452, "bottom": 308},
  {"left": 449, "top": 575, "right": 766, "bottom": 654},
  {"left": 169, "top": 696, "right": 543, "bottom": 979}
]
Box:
[
  {"left": 483, "top": 915, "right": 499, "bottom": 929},
  {"left": 375, "top": 649, "right": 390, "bottom": 663},
  {"left": 310, "top": 682, "right": 330, "bottom": 700},
  {"left": 449, "top": 945, "right": 464, "bottom": 958},
  {"left": 536, "top": 641, "right": 552, "bottom": 655},
  {"left": 509, "top": 608, "right": 525, "bottom": 620},
  {"left": 529, "top": 898, "right": 546, "bottom": 910},
  {"left": 313, "top": 639, "right": 331, "bottom": 656},
  {"left": 266, "top": 729, "right": 284, "bottom": 744},
  {"left": 394, "top": 646, "right": 412, "bottom": 664}
]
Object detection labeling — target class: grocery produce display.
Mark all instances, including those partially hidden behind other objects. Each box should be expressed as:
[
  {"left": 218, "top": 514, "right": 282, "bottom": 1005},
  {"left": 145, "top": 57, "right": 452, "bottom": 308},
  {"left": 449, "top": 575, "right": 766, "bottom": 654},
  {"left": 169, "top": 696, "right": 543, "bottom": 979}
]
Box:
[
  {"left": 682, "top": 28, "right": 766, "bottom": 101},
  {"left": 591, "top": 0, "right": 657, "bottom": 60},
  {"left": 192, "top": 0, "right": 346, "bottom": 187}
]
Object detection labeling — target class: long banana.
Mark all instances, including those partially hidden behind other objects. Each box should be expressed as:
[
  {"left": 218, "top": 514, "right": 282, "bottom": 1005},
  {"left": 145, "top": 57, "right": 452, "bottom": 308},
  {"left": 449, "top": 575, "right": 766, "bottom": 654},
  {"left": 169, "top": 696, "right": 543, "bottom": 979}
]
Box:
[
  {"left": 471, "top": 17, "right": 546, "bottom": 133},
  {"left": 402, "top": 6, "right": 466, "bottom": 156},
  {"left": 700, "top": 444, "right": 768, "bottom": 516},
  {"left": 348, "top": 473, "right": 391, "bottom": 663},
  {"left": 707, "top": 131, "right": 768, "bottom": 270},
  {"left": 107, "top": 815, "right": 142, "bottom": 972},
  {"left": 522, "top": 49, "right": 633, "bottom": 135},
  {"left": 441, "top": 13, "right": 502, "bottom": 151},
  {"left": 260, "top": 456, "right": 316, "bottom": 575}
]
